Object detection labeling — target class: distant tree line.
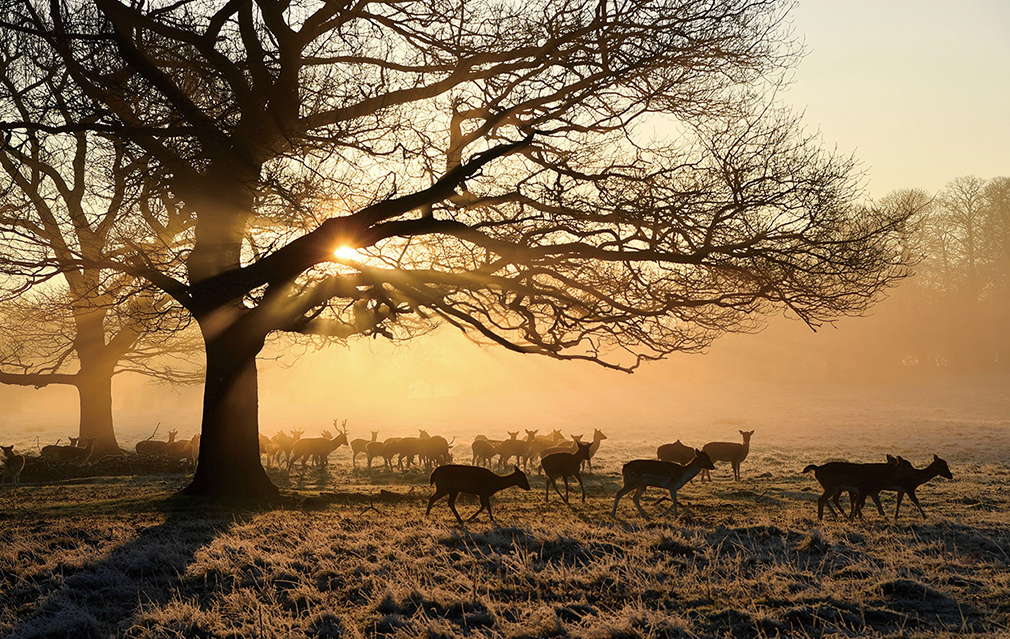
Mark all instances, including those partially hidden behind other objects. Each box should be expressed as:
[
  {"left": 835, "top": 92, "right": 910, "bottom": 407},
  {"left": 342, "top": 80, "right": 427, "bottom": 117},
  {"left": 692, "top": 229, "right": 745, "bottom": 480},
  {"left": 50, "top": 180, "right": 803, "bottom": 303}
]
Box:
[
  {"left": 887, "top": 175, "right": 1010, "bottom": 372},
  {"left": 715, "top": 175, "right": 1010, "bottom": 380}
]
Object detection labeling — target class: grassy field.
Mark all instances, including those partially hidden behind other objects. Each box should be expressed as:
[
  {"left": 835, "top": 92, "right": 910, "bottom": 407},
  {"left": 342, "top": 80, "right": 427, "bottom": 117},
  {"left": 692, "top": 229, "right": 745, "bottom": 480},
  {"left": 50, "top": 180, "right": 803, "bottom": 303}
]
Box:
[{"left": 2, "top": 443, "right": 1009, "bottom": 639}]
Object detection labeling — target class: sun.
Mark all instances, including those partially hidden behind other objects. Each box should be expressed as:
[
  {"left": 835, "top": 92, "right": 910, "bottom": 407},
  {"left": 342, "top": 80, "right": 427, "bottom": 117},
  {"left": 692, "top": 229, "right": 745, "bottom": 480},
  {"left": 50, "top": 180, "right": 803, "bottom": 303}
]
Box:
[{"left": 333, "top": 245, "right": 359, "bottom": 260}]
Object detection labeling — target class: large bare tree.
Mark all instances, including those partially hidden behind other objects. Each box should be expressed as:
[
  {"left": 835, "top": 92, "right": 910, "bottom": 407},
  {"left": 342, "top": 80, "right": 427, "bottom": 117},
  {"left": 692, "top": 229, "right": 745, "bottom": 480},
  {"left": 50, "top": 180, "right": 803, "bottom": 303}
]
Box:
[{"left": 1, "top": 0, "right": 912, "bottom": 498}]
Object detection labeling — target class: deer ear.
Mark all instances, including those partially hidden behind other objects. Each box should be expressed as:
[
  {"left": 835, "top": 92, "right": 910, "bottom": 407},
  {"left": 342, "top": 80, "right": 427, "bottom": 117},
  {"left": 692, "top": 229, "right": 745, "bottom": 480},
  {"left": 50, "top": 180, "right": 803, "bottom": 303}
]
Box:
[
  {"left": 513, "top": 464, "right": 520, "bottom": 472},
  {"left": 933, "top": 453, "right": 939, "bottom": 461}
]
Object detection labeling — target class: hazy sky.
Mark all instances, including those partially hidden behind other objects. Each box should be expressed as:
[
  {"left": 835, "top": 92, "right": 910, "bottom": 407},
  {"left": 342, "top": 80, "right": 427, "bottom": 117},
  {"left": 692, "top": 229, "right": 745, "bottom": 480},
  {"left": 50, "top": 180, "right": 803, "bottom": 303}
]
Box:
[{"left": 785, "top": 0, "right": 1010, "bottom": 199}]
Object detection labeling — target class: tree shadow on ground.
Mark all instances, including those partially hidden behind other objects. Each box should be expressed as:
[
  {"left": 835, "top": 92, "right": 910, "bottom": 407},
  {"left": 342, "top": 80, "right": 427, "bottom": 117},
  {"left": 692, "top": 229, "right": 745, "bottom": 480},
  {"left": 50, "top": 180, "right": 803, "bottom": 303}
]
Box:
[{"left": 6, "top": 497, "right": 237, "bottom": 638}]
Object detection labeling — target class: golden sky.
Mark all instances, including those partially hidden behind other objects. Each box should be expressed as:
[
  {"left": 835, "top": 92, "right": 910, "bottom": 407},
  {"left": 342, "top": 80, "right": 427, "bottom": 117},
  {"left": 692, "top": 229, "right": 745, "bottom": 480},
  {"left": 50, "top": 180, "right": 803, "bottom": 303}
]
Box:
[{"left": 786, "top": 0, "right": 1009, "bottom": 198}]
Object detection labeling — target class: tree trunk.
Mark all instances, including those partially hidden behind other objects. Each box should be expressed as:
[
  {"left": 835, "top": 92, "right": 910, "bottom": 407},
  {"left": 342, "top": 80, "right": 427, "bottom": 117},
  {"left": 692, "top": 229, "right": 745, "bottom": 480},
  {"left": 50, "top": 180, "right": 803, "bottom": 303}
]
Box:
[
  {"left": 181, "top": 320, "right": 278, "bottom": 501},
  {"left": 74, "top": 312, "right": 123, "bottom": 457},
  {"left": 76, "top": 371, "right": 122, "bottom": 457}
]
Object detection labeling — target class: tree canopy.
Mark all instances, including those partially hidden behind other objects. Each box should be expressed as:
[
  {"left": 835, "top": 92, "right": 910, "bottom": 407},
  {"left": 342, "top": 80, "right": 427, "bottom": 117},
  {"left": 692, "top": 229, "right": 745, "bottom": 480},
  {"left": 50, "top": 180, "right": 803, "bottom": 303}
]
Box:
[{"left": 0, "top": 0, "right": 913, "bottom": 498}]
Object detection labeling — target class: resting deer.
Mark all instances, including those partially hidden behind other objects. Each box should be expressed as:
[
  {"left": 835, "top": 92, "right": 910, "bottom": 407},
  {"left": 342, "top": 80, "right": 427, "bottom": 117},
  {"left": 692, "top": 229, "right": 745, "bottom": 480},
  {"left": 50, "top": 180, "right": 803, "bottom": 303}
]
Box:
[
  {"left": 849, "top": 454, "right": 953, "bottom": 521},
  {"left": 701, "top": 430, "right": 754, "bottom": 482},
  {"left": 41, "top": 437, "right": 92, "bottom": 463},
  {"left": 612, "top": 449, "right": 715, "bottom": 519},
  {"left": 541, "top": 441, "right": 593, "bottom": 503},
  {"left": 1, "top": 445, "right": 26, "bottom": 488},
  {"left": 426, "top": 464, "right": 530, "bottom": 525},
  {"left": 802, "top": 456, "right": 914, "bottom": 521},
  {"left": 350, "top": 431, "right": 378, "bottom": 468}
]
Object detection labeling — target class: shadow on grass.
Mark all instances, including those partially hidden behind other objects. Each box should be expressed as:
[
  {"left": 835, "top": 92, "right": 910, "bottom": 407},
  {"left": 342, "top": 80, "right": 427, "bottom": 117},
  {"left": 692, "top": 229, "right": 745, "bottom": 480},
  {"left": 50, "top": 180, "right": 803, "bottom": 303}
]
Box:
[{"left": 6, "top": 495, "right": 239, "bottom": 638}]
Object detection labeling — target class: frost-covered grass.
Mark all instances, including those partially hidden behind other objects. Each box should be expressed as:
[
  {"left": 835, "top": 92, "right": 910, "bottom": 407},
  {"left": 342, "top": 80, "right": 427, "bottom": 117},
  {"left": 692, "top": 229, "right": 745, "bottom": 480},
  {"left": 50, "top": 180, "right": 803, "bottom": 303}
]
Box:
[{"left": 2, "top": 452, "right": 1010, "bottom": 639}]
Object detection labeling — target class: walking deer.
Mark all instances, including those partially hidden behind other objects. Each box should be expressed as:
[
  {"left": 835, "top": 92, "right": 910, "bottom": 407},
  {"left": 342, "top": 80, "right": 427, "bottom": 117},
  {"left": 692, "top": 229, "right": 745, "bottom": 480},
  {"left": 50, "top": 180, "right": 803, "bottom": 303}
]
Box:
[
  {"left": 802, "top": 456, "right": 914, "bottom": 521},
  {"left": 701, "top": 430, "right": 754, "bottom": 482},
  {"left": 1, "top": 445, "right": 26, "bottom": 488},
  {"left": 426, "top": 464, "right": 530, "bottom": 525},
  {"left": 541, "top": 441, "right": 593, "bottom": 503},
  {"left": 849, "top": 454, "right": 953, "bottom": 521},
  {"left": 612, "top": 450, "right": 715, "bottom": 519}
]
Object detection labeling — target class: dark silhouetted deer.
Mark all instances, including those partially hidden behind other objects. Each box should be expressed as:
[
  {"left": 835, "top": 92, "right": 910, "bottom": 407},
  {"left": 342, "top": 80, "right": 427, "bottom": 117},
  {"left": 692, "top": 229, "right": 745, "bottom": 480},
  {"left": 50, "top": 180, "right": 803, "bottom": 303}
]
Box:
[
  {"left": 426, "top": 464, "right": 530, "bottom": 524},
  {"left": 612, "top": 450, "right": 714, "bottom": 519},
  {"left": 541, "top": 441, "right": 593, "bottom": 503}
]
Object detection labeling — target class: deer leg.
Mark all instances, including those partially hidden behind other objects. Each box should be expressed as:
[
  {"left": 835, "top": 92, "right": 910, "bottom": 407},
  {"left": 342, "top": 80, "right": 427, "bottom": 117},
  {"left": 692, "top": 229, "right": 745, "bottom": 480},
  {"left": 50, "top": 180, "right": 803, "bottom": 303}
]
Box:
[
  {"left": 632, "top": 486, "right": 650, "bottom": 519},
  {"left": 817, "top": 490, "right": 837, "bottom": 521},
  {"left": 551, "top": 477, "right": 568, "bottom": 503},
  {"left": 470, "top": 495, "right": 493, "bottom": 523},
  {"left": 901, "top": 489, "right": 927, "bottom": 520},
  {"left": 612, "top": 484, "right": 634, "bottom": 517},
  {"left": 426, "top": 488, "right": 447, "bottom": 517},
  {"left": 868, "top": 492, "right": 887, "bottom": 519},
  {"left": 576, "top": 473, "right": 586, "bottom": 502},
  {"left": 447, "top": 493, "right": 466, "bottom": 525},
  {"left": 660, "top": 489, "right": 679, "bottom": 518}
]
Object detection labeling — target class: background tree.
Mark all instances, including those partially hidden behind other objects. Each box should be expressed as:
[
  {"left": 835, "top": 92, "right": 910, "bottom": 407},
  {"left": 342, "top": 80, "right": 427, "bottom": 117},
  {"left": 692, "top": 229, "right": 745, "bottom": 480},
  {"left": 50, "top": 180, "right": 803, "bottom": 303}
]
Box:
[
  {"left": 1, "top": 0, "right": 913, "bottom": 499},
  {"left": 0, "top": 48, "right": 197, "bottom": 455}
]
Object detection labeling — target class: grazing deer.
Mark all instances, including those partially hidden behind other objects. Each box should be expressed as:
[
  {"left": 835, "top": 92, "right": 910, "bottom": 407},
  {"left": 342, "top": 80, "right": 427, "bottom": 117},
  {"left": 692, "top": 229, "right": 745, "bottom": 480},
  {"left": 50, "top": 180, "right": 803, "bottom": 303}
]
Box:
[
  {"left": 701, "top": 430, "right": 754, "bottom": 482},
  {"left": 288, "top": 426, "right": 349, "bottom": 469},
  {"left": 420, "top": 435, "right": 453, "bottom": 469},
  {"left": 365, "top": 438, "right": 386, "bottom": 469},
  {"left": 612, "top": 449, "right": 715, "bottom": 519},
  {"left": 350, "top": 431, "right": 378, "bottom": 468},
  {"left": 259, "top": 434, "right": 277, "bottom": 466},
  {"left": 1, "top": 445, "right": 26, "bottom": 488},
  {"left": 541, "top": 441, "right": 593, "bottom": 503},
  {"left": 471, "top": 438, "right": 497, "bottom": 468},
  {"left": 850, "top": 454, "right": 953, "bottom": 521},
  {"left": 657, "top": 440, "right": 695, "bottom": 464},
  {"left": 426, "top": 464, "right": 530, "bottom": 525},
  {"left": 136, "top": 429, "right": 178, "bottom": 458},
  {"left": 802, "top": 456, "right": 914, "bottom": 521},
  {"left": 271, "top": 429, "right": 303, "bottom": 466}
]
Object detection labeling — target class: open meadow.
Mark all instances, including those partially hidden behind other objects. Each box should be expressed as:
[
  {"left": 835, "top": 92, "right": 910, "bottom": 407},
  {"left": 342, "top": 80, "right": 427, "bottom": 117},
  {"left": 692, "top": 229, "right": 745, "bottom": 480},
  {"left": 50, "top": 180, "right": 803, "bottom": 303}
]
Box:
[{"left": 2, "top": 376, "right": 1010, "bottom": 638}]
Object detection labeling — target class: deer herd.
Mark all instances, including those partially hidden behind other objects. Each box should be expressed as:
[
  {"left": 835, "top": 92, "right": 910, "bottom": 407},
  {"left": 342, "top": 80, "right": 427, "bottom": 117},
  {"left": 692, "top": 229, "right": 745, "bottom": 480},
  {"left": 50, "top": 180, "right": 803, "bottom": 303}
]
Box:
[{"left": 1, "top": 424, "right": 954, "bottom": 527}]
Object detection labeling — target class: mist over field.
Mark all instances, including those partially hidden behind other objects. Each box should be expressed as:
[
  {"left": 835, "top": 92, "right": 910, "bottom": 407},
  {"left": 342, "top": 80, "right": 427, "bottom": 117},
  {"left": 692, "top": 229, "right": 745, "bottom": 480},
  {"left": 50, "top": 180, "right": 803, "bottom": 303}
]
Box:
[{"left": 2, "top": 309, "right": 1008, "bottom": 466}]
